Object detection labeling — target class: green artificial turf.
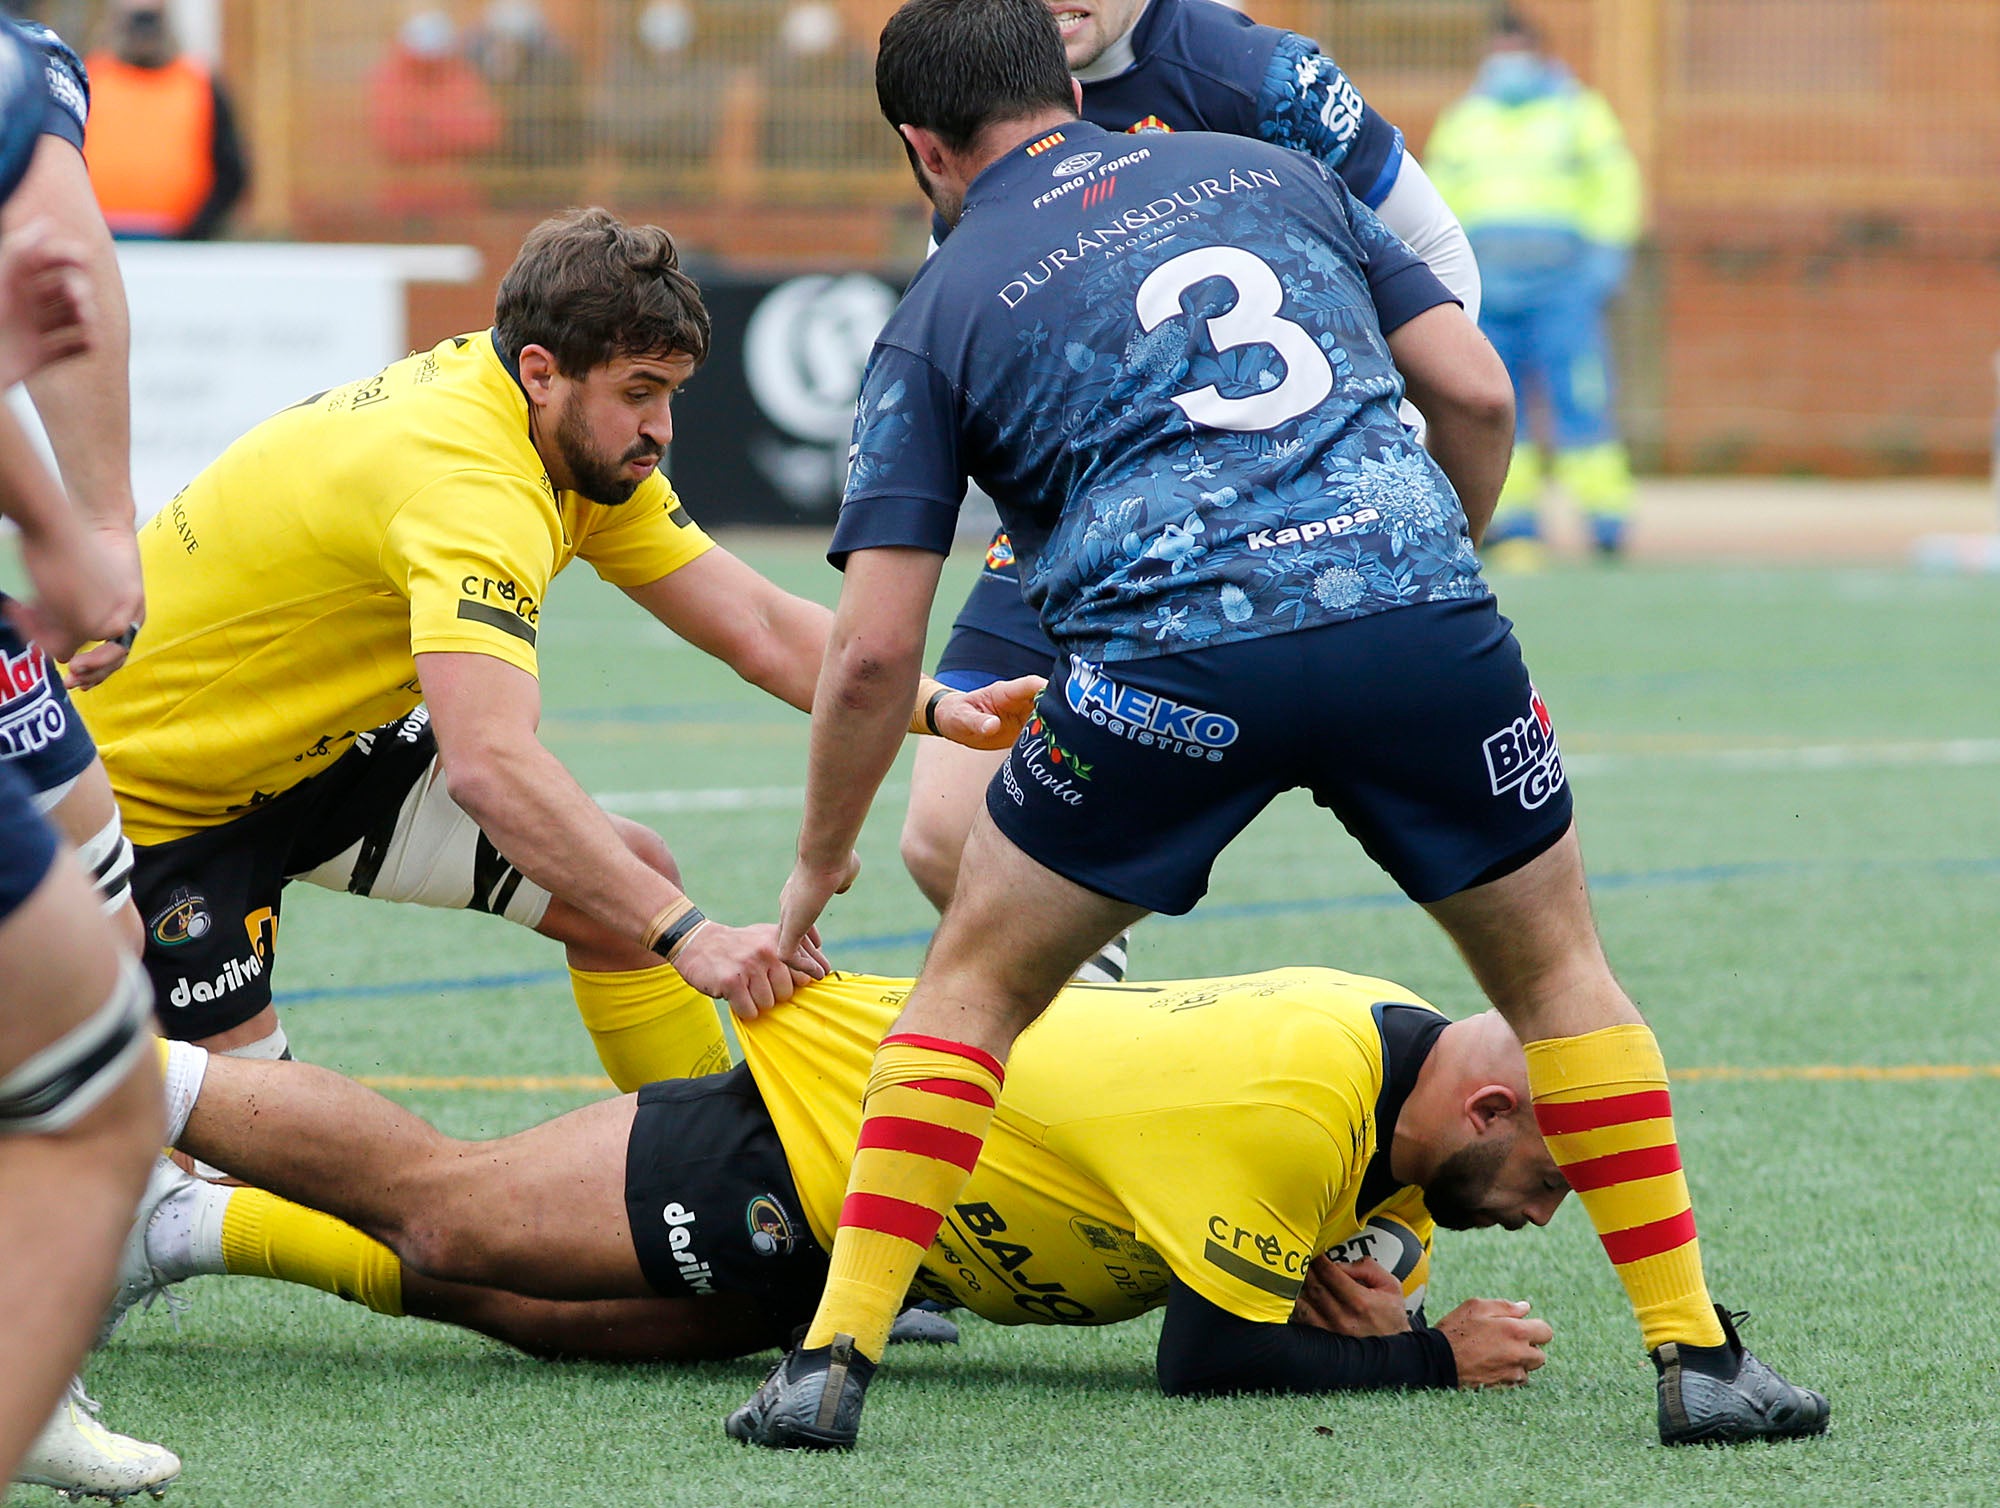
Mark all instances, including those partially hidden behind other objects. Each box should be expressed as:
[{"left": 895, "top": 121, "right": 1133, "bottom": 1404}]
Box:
[{"left": 35, "top": 535, "right": 2000, "bottom": 1506}]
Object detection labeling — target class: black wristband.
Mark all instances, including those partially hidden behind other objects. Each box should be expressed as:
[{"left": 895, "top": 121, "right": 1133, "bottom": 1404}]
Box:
[
  {"left": 651, "top": 905, "right": 708, "bottom": 961},
  {"left": 922, "top": 686, "right": 951, "bottom": 736}
]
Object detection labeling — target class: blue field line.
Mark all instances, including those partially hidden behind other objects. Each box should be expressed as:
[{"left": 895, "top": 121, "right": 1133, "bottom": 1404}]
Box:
[{"left": 272, "top": 852, "right": 2000, "bottom": 1009}]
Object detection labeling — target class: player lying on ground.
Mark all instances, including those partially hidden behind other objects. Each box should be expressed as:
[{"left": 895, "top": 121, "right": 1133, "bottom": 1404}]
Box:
[
  {"left": 119, "top": 967, "right": 1557, "bottom": 1394},
  {"left": 71, "top": 206, "right": 1040, "bottom": 1094}
]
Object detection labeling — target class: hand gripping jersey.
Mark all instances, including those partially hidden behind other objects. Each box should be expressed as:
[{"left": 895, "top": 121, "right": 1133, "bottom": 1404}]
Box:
[
  {"left": 75, "top": 332, "right": 714, "bottom": 844},
  {"left": 740, "top": 968, "right": 1440, "bottom": 1326},
  {"left": 832, "top": 121, "right": 1485, "bottom": 665}
]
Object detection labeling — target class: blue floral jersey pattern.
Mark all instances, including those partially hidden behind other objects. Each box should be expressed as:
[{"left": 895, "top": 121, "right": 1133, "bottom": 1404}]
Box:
[
  {"left": 935, "top": 0, "right": 1405, "bottom": 249},
  {"left": 831, "top": 121, "right": 1488, "bottom": 665}
]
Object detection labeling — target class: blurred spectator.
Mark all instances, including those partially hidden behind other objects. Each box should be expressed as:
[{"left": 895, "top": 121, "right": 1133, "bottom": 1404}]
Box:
[
  {"left": 600, "top": 1, "right": 720, "bottom": 168},
  {"left": 83, "top": 0, "right": 246, "bottom": 239},
  {"left": 1426, "top": 10, "right": 1642, "bottom": 561},
  {"left": 467, "top": 0, "right": 582, "bottom": 175},
  {"left": 367, "top": 10, "right": 500, "bottom": 220},
  {"left": 761, "top": 2, "right": 884, "bottom": 172}
]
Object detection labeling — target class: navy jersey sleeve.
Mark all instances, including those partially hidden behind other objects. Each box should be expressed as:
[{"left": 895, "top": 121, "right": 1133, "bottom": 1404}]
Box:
[
  {"left": 15, "top": 22, "right": 86, "bottom": 150},
  {"left": 1256, "top": 33, "right": 1404, "bottom": 208},
  {"left": 826, "top": 341, "right": 966, "bottom": 567},
  {"left": 0, "top": 24, "right": 50, "bottom": 208}
]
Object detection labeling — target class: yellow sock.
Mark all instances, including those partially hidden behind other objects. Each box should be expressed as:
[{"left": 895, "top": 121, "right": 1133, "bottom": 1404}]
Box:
[
  {"left": 569, "top": 963, "right": 731, "bottom": 1091},
  {"left": 220, "top": 1187, "right": 405, "bottom": 1318},
  {"left": 1526, "top": 1024, "right": 1724, "bottom": 1350},
  {"left": 803, "top": 1034, "right": 1004, "bottom": 1361}
]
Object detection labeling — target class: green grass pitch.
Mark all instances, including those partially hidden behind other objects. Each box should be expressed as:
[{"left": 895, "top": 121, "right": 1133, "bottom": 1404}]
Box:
[{"left": 48, "top": 537, "right": 2000, "bottom": 1507}]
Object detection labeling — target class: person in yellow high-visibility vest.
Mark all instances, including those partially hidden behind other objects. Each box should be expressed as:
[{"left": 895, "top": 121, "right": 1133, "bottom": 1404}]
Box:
[{"left": 1426, "top": 11, "right": 1641, "bottom": 561}]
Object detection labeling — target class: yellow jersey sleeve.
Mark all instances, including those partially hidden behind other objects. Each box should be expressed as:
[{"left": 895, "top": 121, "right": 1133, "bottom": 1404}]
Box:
[
  {"left": 574, "top": 473, "right": 716, "bottom": 588},
  {"left": 383, "top": 471, "right": 562, "bottom": 676},
  {"left": 1053, "top": 1101, "right": 1353, "bottom": 1325}
]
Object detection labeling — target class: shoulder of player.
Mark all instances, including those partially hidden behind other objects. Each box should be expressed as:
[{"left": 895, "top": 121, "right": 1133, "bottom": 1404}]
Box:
[
  {"left": 13, "top": 21, "right": 86, "bottom": 132},
  {"left": 1136, "top": 0, "right": 1291, "bottom": 104}
]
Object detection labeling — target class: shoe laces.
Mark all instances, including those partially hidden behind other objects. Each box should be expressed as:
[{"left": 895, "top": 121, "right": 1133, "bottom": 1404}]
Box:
[{"left": 64, "top": 1377, "right": 102, "bottom": 1418}]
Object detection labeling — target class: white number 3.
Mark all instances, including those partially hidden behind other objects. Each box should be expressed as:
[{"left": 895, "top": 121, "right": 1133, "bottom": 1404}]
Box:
[{"left": 1134, "top": 245, "right": 1333, "bottom": 433}]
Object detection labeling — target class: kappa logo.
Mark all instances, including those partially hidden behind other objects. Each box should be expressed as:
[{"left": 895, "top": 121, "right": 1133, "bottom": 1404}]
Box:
[
  {"left": 148, "top": 886, "right": 212, "bottom": 948},
  {"left": 746, "top": 1193, "right": 799, "bottom": 1257},
  {"left": 1051, "top": 149, "right": 1102, "bottom": 177},
  {"left": 1483, "top": 686, "right": 1565, "bottom": 809},
  {"left": 661, "top": 1202, "right": 716, "bottom": 1293}
]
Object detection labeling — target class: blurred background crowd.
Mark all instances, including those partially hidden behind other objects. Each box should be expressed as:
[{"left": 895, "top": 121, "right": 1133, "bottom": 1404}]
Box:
[{"left": 7, "top": 0, "right": 1999, "bottom": 483}]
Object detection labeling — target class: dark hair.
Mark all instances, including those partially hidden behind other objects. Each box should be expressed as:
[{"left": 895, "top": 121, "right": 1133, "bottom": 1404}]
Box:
[
  {"left": 1494, "top": 7, "right": 1542, "bottom": 45},
  {"left": 876, "top": 0, "right": 1075, "bottom": 153},
  {"left": 493, "top": 207, "right": 710, "bottom": 376}
]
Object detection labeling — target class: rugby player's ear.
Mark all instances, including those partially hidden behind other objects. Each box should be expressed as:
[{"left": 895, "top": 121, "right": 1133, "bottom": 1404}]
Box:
[
  {"left": 899, "top": 124, "right": 950, "bottom": 178},
  {"left": 1465, "top": 1084, "right": 1520, "bottom": 1135},
  {"left": 516, "top": 343, "right": 561, "bottom": 412},
  {"left": 1072, "top": 77, "right": 1084, "bottom": 113}
]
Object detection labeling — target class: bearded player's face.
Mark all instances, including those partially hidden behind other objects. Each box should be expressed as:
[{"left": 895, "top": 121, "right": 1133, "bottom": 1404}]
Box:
[
  {"left": 553, "top": 350, "right": 693, "bottom": 507},
  {"left": 1045, "top": 0, "right": 1150, "bottom": 70}
]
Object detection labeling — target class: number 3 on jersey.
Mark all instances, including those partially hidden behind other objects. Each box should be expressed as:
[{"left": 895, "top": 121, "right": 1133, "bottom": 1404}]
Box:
[{"left": 1134, "top": 245, "right": 1333, "bottom": 433}]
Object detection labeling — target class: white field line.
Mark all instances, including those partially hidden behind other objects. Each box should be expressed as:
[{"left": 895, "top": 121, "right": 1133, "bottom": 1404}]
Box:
[{"left": 591, "top": 741, "right": 2000, "bottom": 813}]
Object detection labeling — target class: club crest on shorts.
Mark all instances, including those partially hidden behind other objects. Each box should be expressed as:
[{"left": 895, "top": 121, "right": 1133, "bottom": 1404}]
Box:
[
  {"left": 985, "top": 532, "right": 1016, "bottom": 572},
  {"left": 148, "top": 885, "right": 212, "bottom": 947},
  {"left": 1483, "top": 686, "right": 1564, "bottom": 809},
  {"left": 746, "top": 1193, "right": 798, "bottom": 1258}
]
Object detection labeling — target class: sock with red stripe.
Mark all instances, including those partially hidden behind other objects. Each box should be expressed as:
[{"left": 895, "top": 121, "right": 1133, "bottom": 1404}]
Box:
[
  {"left": 801, "top": 1033, "right": 1004, "bottom": 1362},
  {"left": 1525, "top": 1024, "right": 1726, "bottom": 1350}
]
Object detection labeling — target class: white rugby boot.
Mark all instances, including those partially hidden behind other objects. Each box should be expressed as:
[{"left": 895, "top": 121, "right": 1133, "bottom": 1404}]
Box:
[
  {"left": 12, "top": 1377, "right": 181, "bottom": 1502},
  {"left": 97, "top": 1156, "right": 200, "bottom": 1344}
]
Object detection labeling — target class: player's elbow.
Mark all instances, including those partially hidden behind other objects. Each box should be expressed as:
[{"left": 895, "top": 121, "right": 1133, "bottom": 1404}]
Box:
[{"left": 434, "top": 741, "right": 509, "bottom": 826}]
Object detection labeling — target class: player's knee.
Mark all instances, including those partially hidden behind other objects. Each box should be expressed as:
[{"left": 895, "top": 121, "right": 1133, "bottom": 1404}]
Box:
[
  {"left": 609, "top": 815, "right": 682, "bottom": 888},
  {"left": 898, "top": 810, "right": 962, "bottom": 911}
]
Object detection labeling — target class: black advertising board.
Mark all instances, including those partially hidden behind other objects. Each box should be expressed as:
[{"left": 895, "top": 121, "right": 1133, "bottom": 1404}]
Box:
[{"left": 664, "top": 270, "right": 902, "bottom": 526}]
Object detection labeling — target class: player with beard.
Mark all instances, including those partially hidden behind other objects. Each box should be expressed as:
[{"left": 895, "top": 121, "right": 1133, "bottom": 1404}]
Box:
[
  {"left": 74, "top": 208, "right": 1042, "bottom": 1102},
  {"left": 899, "top": 0, "right": 1484, "bottom": 982},
  {"left": 125, "top": 965, "right": 1560, "bottom": 1400}
]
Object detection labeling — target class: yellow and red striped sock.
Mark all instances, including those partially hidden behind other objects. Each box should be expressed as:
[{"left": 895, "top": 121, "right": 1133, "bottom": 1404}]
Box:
[
  {"left": 1525, "top": 1024, "right": 1725, "bottom": 1350},
  {"left": 801, "top": 1033, "right": 1004, "bottom": 1362}
]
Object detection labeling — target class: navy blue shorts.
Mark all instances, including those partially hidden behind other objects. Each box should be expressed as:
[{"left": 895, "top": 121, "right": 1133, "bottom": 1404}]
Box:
[
  {"left": 935, "top": 531, "right": 1054, "bottom": 692},
  {"left": 0, "top": 759, "right": 58, "bottom": 925},
  {"left": 985, "top": 597, "right": 1573, "bottom": 914},
  {"left": 0, "top": 611, "right": 98, "bottom": 802}
]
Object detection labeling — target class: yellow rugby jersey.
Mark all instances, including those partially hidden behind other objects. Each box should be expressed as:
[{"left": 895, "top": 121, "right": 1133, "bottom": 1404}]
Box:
[
  {"left": 75, "top": 331, "right": 713, "bottom": 844},
  {"left": 740, "top": 967, "right": 1444, "bottom": 1328}
]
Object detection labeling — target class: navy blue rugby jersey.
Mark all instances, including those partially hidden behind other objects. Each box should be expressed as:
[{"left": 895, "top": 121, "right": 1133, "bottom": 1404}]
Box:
[
  {"left": 934, "top": 0, "right": 1404, "bottom": 250},
  {"left": 830, "top": 121, "right": 1488, "bottom": 665},
  {"left": 0, "top": 22, "right": 51, "bottom": 209},
  {"left": 1085, "top": 0, "right": 1402, "bottom": 206},
  {"left": 18, "top": 21, "right": 88, "bottom": 150}
]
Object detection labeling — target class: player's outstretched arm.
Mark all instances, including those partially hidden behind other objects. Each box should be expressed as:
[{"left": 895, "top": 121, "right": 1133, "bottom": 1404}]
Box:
[
  {"left": 6, "top": 136, "right": 142, "bottom": 688},
  {"left": 625, "top": 548, "right": 1040, "bottom": 750},
  {"left": 418, "top": 649, "right": 825, "bottom": 1015},
  {"left": 1387, "top": 304, "right": 1514, "bottom": 545},
  {"left": 778, "top": 545, "right": 944, "bottom": 951}
]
